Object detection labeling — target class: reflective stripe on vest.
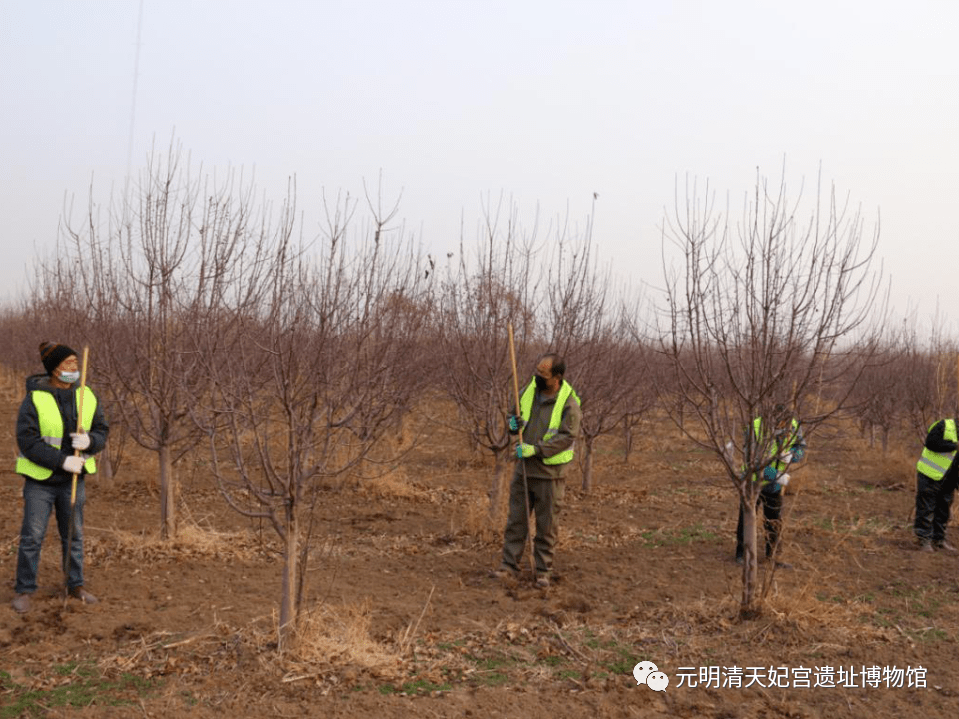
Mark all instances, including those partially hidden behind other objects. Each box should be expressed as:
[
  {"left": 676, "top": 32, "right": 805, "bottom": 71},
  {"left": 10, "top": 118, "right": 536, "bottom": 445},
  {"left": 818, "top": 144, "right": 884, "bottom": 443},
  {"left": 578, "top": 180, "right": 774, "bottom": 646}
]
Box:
[
  {"left": 15, "top": 387, "right": 97, "bottom": 480},
  {"left": 519, "top": 378, "right": 580, "bottom": 466},
  {"left": 917, "top": 419, "right": 958, "bottom": 482}
]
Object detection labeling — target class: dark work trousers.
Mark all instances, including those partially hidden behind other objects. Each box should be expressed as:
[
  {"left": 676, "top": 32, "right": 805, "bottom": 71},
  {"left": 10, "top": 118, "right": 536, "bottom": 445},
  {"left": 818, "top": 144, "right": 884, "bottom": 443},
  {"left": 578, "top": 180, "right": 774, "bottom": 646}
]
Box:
[
  {"left": 914, "top": 472, "right": 956, "bottom": 542},
  {"left": 735, "top": 488, "right": 783, "bottom": 560},
  {"left": 501, "top": 470, "right": 565, "bottom": 577}
]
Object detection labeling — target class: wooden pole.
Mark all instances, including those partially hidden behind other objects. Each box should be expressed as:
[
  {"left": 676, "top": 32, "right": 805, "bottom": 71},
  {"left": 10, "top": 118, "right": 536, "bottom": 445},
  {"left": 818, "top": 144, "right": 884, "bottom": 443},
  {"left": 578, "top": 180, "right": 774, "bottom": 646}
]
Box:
[
  {"left": 507, "top": 324, "right": 523, "bottom": 436},
  {"left": 63, "top": 347, "right": 89, "bottom": 596},
  {"left": 507, "top": 323, "right": 536, "bottom": 578}
]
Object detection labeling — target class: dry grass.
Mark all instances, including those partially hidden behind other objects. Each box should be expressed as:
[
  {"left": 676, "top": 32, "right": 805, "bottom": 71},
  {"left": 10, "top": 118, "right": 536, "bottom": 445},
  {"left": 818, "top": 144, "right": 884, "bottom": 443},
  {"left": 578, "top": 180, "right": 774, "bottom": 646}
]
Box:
[
  {"left": 85, "top": 521, "right": 262, "bottom": 563},
  {"left": 759, "top": 581, "right": 894, "bottom": 645},
  {"left": 448, "top": 491, "right": 504, "bottom": 544},
  {"left": 617, "top": 573, "right": 894, "bottom": 663},
  {"left": 0, "top": 363, "right": 23, "bottom": 401},
  {"left": 287, "top": 599, "right": 403, "bottom": 676},
  {"left": 95, "top": 600, "right": 408, "bottom": 689},
  {"left": 354, "top": 465, "right": 433, "bottom": 502}
]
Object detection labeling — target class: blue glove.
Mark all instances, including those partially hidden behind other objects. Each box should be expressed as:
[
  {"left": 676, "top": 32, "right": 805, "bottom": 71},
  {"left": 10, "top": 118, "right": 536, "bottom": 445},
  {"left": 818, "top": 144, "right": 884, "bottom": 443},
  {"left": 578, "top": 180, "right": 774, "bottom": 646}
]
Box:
[
  {"left": 792, "top": 447, "right": 805, "bottom": 462},
  {"left": 507, "top": 415, "right": 526, "bottom": 435},
  {"left": 762, "top": 465, "right": 778, "bottom": 482},
  {"left": 515, "top": 443, "right": 536, "bottom": 459}
]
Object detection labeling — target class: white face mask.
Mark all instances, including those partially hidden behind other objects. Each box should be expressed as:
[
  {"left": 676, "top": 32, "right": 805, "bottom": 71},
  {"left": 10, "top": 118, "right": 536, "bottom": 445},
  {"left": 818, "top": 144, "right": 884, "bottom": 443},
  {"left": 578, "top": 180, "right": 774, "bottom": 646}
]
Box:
[{"left": 59, "top": 370, "right": 80, "bottom": 384}]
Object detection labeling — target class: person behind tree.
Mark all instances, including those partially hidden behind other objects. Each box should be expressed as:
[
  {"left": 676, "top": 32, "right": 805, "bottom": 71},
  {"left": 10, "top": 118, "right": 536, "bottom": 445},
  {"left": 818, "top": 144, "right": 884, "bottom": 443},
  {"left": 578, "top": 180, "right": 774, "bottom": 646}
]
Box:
[{"left": 735, "top": 404, "right": 806, "bottom": 567}]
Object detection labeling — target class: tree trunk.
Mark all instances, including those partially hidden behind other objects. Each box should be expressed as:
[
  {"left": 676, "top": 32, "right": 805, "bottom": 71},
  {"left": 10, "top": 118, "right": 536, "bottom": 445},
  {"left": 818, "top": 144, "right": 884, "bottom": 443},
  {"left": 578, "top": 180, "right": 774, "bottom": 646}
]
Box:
[
  {"left": 99, "top": 447, "right": 115, "bottom": 490},
  {"left": 581, "top": 436, "right": 595, "bottom": 493},
  {"left": 623, "top": 422, "right": 633, "bottom": 462},
  {"left": 740, "top": 490, "right": 761, "bottom": 618},
  {"left": 159, "top": 444, "right": 177, "bottom": 539},
  {"left": 488, "top": 450, "right": 510, "bottom": 517},
  {"left": 279, "top": 509, "right": 299, "bottom": 651}
]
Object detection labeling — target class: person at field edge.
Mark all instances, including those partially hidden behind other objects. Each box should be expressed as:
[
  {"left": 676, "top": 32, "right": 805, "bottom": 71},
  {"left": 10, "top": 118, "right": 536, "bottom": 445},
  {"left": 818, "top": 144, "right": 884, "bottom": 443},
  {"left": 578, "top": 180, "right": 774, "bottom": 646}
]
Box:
[
  {"left": 11, "top": 342, "right": 109, "bottom": 614},
  {"left": 735, "top": 405, "right": 806, "bottom": 568},
  {"left": 913, "top": 418, "right": 959, "bottom": 553},
  {"left": 490, "top": 353, "right": 581, "bottom": 588}
]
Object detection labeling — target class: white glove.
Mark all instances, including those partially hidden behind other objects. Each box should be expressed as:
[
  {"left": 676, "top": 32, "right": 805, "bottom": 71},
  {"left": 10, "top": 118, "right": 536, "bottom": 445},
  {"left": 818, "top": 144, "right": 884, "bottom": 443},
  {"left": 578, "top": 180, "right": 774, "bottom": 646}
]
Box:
[
  {"left": 780, "top": 452, "right": 793, "bottom": 464},
  {"left": 62, "top": 455, "right": 85, "bottom": 474},
  {"left": 723, "top": 440, "right": 735, "bottom": 463},
  {"left": 70, "top": 432, "right": 91, "bottom": 451},
  {"left": 779, "top": 473, "right": 790, "bottom": 487}
]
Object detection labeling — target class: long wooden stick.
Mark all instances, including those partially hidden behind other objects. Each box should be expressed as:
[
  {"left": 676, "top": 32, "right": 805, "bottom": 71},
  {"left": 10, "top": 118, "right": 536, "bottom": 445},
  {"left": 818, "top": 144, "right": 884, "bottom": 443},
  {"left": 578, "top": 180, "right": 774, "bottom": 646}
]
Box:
[
  {"left": 507, "top": 324, "right": 536, "bottom": 578},
  {"left": 507, "top": 324, "right": 523, "bottom": 438},
  {"left": 63, "top": 346, "right": 89, "bottom": 594}
]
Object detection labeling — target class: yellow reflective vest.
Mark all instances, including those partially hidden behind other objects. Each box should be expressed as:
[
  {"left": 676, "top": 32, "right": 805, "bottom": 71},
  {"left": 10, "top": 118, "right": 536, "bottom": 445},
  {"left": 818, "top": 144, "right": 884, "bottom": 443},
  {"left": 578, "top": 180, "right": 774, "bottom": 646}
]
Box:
[
  {"left": 753, "top": 417, "right": 801, "bottom": 472},
  {"left": 747, "top": 416, "right": 801, "bottom": 486},
  {"left": 917, "top": 419, "right": 958, "bottom": 482},
  {"left": 15, "top": 387, "right": 97, "bottom": 479},
  {"left": 519, "top": 378, "right": 580, "bottom": 465}
]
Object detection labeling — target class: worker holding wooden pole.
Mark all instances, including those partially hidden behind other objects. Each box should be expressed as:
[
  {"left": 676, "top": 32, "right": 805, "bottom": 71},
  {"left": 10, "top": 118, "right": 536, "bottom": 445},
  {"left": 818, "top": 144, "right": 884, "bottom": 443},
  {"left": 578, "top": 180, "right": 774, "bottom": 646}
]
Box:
[
  {"left": 490, "top": 329, "right": 582, "bottom": 588},
  {"left": 11, "top": 343, "right": 109, "bottom": 614}
]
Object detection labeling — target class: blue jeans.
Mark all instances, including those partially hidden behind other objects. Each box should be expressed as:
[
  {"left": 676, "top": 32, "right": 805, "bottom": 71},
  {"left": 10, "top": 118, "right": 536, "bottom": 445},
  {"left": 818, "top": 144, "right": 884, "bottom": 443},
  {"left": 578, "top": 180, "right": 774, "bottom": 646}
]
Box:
[{"left": 15, "top": 478, "right": 85, "bottom": 593}]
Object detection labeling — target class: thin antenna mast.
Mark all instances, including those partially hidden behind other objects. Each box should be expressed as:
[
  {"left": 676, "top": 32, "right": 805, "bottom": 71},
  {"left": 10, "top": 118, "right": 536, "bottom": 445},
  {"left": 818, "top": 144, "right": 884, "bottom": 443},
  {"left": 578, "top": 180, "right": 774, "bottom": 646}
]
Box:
[{"left": 125, "top": 0, "right": 145, "bottom": 189}]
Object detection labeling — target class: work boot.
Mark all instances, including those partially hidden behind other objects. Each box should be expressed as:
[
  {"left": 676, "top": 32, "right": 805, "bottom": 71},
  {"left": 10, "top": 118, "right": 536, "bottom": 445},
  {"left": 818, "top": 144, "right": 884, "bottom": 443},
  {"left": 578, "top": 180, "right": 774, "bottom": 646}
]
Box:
[
  {"left": 917, "top": 538, "right": 934, "bottom": 553},
  {"left": 488, "top": 564, "right": 519, "bottom": 580},
  {"left": 67, "top": 587, "right": 99, "bottom": 604},
  {"left": 934, "top": 540, "right": 958, "bottom": 554},
  {"left": 11, "top": 594, "right": 30, "bottom": 614},
  {"left": 535, "top": 574, "right": 550, "bottom": 588}
]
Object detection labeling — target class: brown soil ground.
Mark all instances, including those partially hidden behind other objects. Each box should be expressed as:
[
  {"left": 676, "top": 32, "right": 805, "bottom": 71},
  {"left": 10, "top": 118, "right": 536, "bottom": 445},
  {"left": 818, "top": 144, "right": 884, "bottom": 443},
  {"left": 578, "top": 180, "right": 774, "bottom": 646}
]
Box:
[{"left": 2, "top": 391, "right": 958, "bottom": 718}]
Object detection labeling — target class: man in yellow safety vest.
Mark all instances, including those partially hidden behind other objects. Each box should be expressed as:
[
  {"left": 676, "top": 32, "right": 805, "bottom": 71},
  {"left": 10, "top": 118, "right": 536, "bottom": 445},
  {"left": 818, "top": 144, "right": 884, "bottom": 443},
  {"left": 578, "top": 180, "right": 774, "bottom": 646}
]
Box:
[
  {"left": 914, "top": 418, "right": 959, "bottom": 553},
  {"left": 491, "top": 353, "right": 581, "bottom": 588},
  {"left": 11, "top": 342, "right": 109, "bottom": 613}
]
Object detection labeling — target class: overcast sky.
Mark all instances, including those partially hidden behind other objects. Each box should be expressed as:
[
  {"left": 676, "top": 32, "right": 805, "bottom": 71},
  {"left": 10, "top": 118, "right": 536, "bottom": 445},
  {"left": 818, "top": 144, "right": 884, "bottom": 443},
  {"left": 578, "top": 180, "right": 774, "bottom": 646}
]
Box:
[{"left": 3, "top": 1, "right": 957, "bottom": 332}]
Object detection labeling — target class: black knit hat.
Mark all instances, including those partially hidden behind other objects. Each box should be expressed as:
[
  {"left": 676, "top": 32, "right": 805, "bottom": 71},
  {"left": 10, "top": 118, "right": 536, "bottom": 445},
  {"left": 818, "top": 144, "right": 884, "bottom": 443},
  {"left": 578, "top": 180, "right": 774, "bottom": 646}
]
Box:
[{"left": 39, "top": 342, "right": 78, "bottom": 376}]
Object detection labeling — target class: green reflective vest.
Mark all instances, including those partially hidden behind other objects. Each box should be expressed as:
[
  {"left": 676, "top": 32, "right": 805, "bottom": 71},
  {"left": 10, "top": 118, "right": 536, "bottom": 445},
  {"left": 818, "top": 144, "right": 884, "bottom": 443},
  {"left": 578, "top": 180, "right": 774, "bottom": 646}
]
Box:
[
  {"left": 519, "top": 378, "right": 580, "bottom": 465},
  {"left": 16, "top": 387, "right": 97, "bottom": 480},
  {"left": 917, "top": 419, "right": 958, "bottom": 482}
]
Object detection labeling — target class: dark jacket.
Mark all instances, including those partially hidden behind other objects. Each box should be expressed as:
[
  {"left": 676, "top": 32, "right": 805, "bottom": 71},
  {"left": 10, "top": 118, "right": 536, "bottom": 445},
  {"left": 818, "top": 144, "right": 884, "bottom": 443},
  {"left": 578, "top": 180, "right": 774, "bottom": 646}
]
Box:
[
  {"left": 923, "top": 419, "right": 959, "bottom": 485},
  {"left": 924, "top": 419, "right": 958, "bottom": 453},
  {"left": 16, "top": 373, "right": 109, "bottom": 485}
]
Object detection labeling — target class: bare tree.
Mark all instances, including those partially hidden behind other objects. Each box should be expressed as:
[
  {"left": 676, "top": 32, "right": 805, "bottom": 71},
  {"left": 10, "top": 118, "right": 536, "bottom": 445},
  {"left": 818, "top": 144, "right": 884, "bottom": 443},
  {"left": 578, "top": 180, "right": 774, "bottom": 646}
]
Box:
[
  {"left": 845, "top": 328, "right": 909, "bottom": 453},
  {"left": 621, "top": 340, "right": 667, "bottom": 463},
  {"left": 538, "top": 225, "right": 650, "bottom": 491},
  {"left": 197, "top": 189, "right": 429, "bottom": 646},
  {"left": 896, "top": 311, "right": 959, "bottom": 442},
  {"left": 437, "top": 196, "right": 542, "bottom": 513},
  {"left": 655, "top": 168, "right": 886, "bottom": 617},
  {"left": 40, "top": 139, "right": 270, "bottom": 538},
  {"left": 0, "top": 298, "right": 55, "bottom": 374}
]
